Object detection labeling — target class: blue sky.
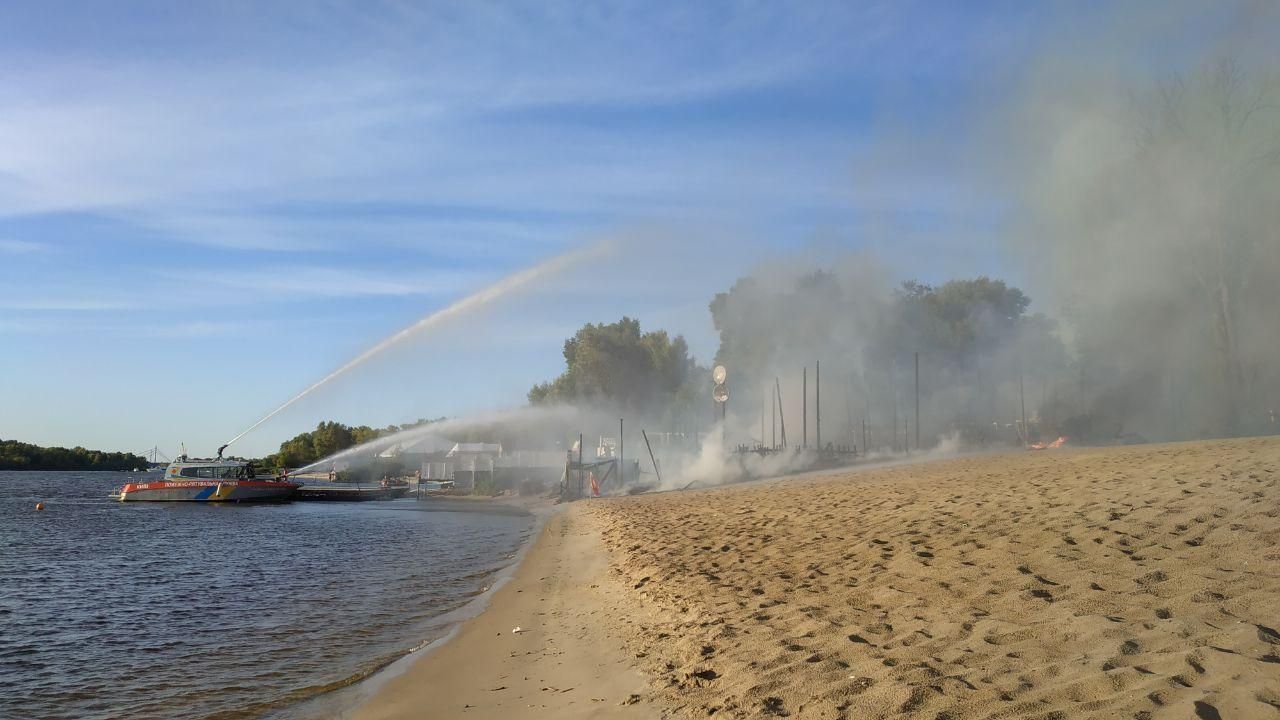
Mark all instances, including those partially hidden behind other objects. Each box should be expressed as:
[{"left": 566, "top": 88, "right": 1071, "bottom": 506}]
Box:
[{"left": 0, "top": 1, "right": 1227, "bottom": 457}]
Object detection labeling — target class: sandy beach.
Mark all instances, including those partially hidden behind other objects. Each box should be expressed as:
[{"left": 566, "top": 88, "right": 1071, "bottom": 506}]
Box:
[{"left": 356, "top": 437, "right": 1280, "bottom": 719}]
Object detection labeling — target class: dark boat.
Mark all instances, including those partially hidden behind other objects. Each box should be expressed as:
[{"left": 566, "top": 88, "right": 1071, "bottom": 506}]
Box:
[{"left": 292, "top": 480, "right": 409, "bottom": 501}]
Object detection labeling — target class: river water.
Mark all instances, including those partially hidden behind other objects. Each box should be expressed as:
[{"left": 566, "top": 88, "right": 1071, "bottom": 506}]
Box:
[{"left": 0, "top": 471, "right": 534, "bottom": 720}]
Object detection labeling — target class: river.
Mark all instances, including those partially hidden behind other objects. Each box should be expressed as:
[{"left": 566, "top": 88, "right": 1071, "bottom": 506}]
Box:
[{"left": 0, "top": 471, "right": 533, "bottom": 720}]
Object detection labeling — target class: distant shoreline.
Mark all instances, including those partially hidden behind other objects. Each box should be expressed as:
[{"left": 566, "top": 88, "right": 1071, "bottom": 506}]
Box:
[
  {"left": 0, "top": 466, "right": 153, "bottom": 473},
  {"left": 1, "top": 438, "right": 150, "bottom": 472}
]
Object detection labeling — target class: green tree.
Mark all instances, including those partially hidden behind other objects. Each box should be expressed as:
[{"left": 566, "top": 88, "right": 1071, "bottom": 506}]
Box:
[
  {"left": 528, "top": 317, "right": 703, "bottom": 419},
  {"left": 0, "top": 439, "right": 148, "bottom": 471}
]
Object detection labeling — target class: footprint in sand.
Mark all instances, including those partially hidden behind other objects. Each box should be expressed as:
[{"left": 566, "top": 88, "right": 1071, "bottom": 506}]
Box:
[{"left": 1193, "top": 700, "right": 1223, "bottom": 720}]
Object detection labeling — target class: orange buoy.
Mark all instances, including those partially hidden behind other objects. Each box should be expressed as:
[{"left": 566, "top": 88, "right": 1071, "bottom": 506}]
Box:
[{"left": 35, "top": 502, "right": 45, "bottom": 511}]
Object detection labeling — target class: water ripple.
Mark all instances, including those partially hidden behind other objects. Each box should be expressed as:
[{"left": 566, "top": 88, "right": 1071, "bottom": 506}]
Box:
[{"left": 0, "top": 471, "right": 531, "bottom": 720}]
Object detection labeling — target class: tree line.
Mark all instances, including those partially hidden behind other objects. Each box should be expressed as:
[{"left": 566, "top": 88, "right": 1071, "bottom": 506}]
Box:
[
  {"left": 261, "top": 417, "right": 446, "bottom": 469},
  {"left": 0, "top": 439, "right": 148, "bottom": 471}
]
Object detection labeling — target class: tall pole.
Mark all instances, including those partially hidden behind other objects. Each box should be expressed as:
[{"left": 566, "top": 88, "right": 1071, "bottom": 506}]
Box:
[
  {"left": 776, "top": 377, "right": 787, "bottom": 448},
  {"left": 891, "top": 364, "right": 898, "bottom": 453},
  {"left": 1019, "top": 368, "right": 1027, "bottom": 444},
  {"left": 816, "top": 360, "right": 822, "bottom": 452},
  {"left": 771, "top": 384, "right": 777, "bottom": 449},
  {"left": 642, "top": 429, "right": 663, "bottom": 487},
  {"left": 579, "top": 432, "right": 585, "bottom": 498},
  {"left": 864, "top": 393, "right": 869, "bottom": 453},
  {"left": 914, "top": 352, "right": 920, "bottom": 451},
  {"left": 760, "top": 391, "right": 765, "bottom": 448},
  {"left": 619, "top": 417, "right": 624, "bottom": 486},
  {"left": 802, "top": 366, "right": 808, "bottom": 449}
]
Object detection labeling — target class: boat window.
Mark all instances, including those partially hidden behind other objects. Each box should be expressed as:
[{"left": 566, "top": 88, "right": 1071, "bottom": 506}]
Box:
[{"left": 176, "top": 465, "right": 243, "bottom": 479}]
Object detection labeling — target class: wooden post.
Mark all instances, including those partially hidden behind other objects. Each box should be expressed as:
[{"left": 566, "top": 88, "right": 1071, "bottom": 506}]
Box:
[
  {"left": 642, "top": 429, "right": 663, "bottom": 486},
  {"left": 771, "top": 383, "right": 777, "bottom": 449},
  {"left": 914, "top": 351, "right": 920, "bottom": 451},
  {"left": 802, "top": 366, "right": 808, "bottom": 449},
  {"left": 619, "top": 418, "right": 624, "bottom": 487},
  {"left": 1019, "top": 368, "right": 1027, "bottom": 445},
  {"left": 891, "top": 364, "right": 898, "bottom": 453},
  {"left": 579, "top": 433, "right": 584, "bottom": 498},
  {"left": 863, "top": 392, "right": 869, "bottom": 454},
  {"left": 776, "top": 377, "right": 788, "bottom": 448}
]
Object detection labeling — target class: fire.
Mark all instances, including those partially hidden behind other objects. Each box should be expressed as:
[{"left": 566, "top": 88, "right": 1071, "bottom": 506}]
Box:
[{"left": 1028, "top": 436, "right": 1068, "bottom": 450}]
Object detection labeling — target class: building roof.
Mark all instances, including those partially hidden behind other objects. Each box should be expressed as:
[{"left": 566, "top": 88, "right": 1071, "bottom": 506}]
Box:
[
  {"left": 377, "top": 433, "right": 455, "bottom": 457},
  {"left": 447, "top": 442, "right": 502, "bottom": 457}
]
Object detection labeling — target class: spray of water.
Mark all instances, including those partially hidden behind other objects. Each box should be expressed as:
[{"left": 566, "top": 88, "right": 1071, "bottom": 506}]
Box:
[
  {"left": 221, "top": 243, "right": 610, "bottom": 452},
  {"left": 292, "top": 404, "right": 579, "bottom": 474}
]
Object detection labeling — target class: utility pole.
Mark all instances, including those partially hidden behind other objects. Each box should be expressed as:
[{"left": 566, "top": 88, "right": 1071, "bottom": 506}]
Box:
[
  {"left": 771, "top": 383, "right": 777, "bottom": 449},
  {"left": 816, "top": 360, "right": 822, "bottom": 451},
  {"left": 864, "top": 393, "right": 870, "bottom": 454},
  {"left": 914, "top": 351, "right": 920, "bottom": 451},
  {"left": 776, "top": 377, "right": 787, "bottom": 448},
  {"left": 891, "top": 364, "right": 899, "bottom": 453},
  {"left": 802, "top": 366, "right": 808, "bottom": 449},
  {"left": 1019, "top": 368, "right": 1027, "bottom": 445}
]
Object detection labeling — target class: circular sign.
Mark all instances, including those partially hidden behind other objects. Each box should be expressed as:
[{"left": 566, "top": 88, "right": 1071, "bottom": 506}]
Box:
[
  {"left": 713, "top": 383, "right": 729, "bottom": 403},
  {"left": 712, "top": 365, "right": 727, "bottom": 384}
]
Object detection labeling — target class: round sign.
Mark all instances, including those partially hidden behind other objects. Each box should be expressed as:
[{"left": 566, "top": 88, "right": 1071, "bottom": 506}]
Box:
[
  {"left": 713, "top": 383, "right": 729, "bottom": 403},
  {"left": 712, "top": 365, "right": 727, "bottom": 384}
]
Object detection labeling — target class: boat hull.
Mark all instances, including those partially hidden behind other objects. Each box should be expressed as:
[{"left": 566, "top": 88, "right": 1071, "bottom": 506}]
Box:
[{"left": 117, "top": 480, "right": 299, "bottom": 502}]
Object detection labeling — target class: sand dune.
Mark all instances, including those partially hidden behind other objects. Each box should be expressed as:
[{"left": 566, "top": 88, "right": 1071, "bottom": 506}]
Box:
[{"left": 590, "top": 438, "right": 1280, "bottom": 719}]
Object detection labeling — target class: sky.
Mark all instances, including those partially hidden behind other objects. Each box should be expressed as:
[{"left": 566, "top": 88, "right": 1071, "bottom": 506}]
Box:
[{"left": 0, "top": 1, "right": 1219, "bottom": 458}]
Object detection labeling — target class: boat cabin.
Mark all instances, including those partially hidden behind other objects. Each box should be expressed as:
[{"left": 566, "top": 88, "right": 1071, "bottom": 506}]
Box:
[{"left": 166, "top": 460, "right": 255, "bottom": 480}]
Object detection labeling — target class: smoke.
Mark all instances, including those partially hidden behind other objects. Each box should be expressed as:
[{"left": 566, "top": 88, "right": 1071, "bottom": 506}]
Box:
[
  {"left": 252, "top": 4, "right": 1280, "bottom": 484},
  {"left": 705, "top": 253, "right": 1062, "bottom": 452},
  {"left": 293, "top": 403, "right": 582, "bottom": 474},
  {"left": 698, "top": 3, "right": 1280, "bottom": 447},
  {"left": 1002, "top": 2, "right": 1280, "bottom": 439}
]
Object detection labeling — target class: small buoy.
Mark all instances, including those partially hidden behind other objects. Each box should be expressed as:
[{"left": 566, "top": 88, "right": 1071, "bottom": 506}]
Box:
[{"left": 35, "top": 502, "right": 45, "bottom": 511}]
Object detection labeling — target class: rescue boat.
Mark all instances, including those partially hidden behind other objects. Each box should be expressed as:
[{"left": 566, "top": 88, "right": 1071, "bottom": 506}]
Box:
[{"left": 112, "top": 456, "right": 298, "bottom": 502}]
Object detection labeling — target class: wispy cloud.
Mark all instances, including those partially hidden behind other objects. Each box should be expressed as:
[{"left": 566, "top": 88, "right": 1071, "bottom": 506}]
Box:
[
  {"left": 0, "top": 298, "right": 136, "bottom": 311},
  {"left": 130, "top": 320, "right": 259, "bottom": 339},
  {"left": 0, "top": 238, "right": 49, "bottom": 254},
  {"left": 154, "top": 266, "right": 489, "bottom": 298},
  {"left": 0, "top": 2, "right": 899, "bottom": 252}
]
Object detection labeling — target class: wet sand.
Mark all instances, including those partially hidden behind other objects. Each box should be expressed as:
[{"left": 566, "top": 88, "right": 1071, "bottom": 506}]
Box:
[
  {"left": 356, "top": 437, "right": 1280, "bottom": 719},
  {"left": 352, "top": 508, "right": 652, "bottom": 720}
]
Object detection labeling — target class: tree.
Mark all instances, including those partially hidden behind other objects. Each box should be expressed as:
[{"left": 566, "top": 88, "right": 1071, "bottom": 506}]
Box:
[
  {"left": 0, "top": 439, "right": 148, "bottom": 471},
  {"left": 528, "top": 317, "right": 703, "bottom": 420},
  {"left": 1024, "top": 59, "right": 1280, "bottom": 437},
  {"left": 709, "top": 267, "right": 1065, "bottom": 444}
]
